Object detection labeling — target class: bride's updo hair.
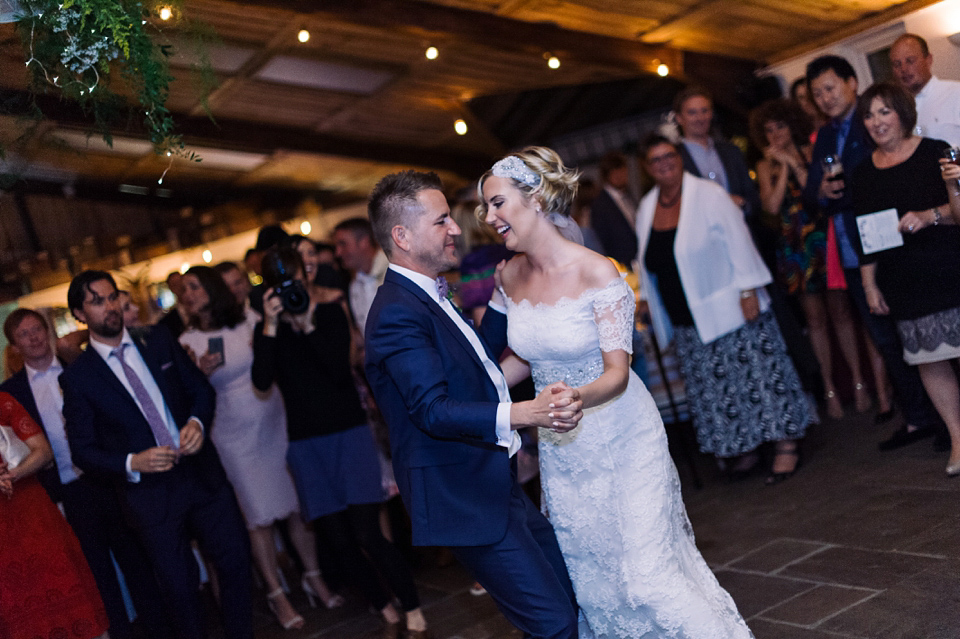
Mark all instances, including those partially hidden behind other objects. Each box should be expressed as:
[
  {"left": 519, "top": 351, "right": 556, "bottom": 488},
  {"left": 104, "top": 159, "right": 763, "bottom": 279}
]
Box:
[{"left": 475, "top": 146, "right": 580, "bottom": 219}]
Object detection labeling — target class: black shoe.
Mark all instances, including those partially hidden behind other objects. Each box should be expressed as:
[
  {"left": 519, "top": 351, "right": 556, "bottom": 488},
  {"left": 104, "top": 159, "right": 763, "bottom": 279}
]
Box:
[
  {"left": 874, "top": 408, "right": 897, "bottom": 425},
  {"left": 765, "top": 449, "right": 801, "bottom": 486},
  {"left": 878, "top": 426, "right": 933, "bottom": 451}
]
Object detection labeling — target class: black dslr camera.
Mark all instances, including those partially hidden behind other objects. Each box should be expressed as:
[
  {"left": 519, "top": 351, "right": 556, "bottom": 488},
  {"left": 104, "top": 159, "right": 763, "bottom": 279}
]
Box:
[{"left": 271, "top": 255, "right": 309, "bottom": 314}]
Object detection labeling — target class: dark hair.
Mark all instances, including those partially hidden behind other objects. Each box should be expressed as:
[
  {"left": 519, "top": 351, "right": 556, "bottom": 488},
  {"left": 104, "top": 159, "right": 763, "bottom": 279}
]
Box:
[
  {"left": 3, "top": 308, "right": 48, "bottom": 343},
  {"left": 893, "top": 33, "right": 930, "bottom": 57},
  {"left": 806, "top": 55, "right": 857, "bottom": 85},
  {"left": 599, "top": 151, "right": 627, "bottom": 180},
  {"left": 261, "top": 246, "right": 306, "bottom": 289},
  {"left": 213, "top": 261, "right": 243, "bottom": 277},
  {"left": 333, "top": 217, "right": 375, "bottom": 243},
  {"left": 314, "top": 241, "right": 335, "bottom": 255},
  {"left": 749, "top": 99, "right": 814, "bottom": 150},
  {"left": 639, "top": 132, "right": 680, "bottom": 160},
  {"left": 673, "top": 85, "right": 713, "bottom": 115},
  {"left": 67, "top": 270, "right": 117, "bottom": 318},
  {"left": 184, "top": 266, "right": 245, "bottom": 330},
  {"left": 857, "top": 81, "right": 917, "bottom": 138},
  {"left": 789, "top": 76, "right": 807, "bottom": 101},
  {"left": 368, "top": 171, "right": 444, "bottom": 257},
  {"left": 255, "top": 224, "right": 289, "bottom": 252}
]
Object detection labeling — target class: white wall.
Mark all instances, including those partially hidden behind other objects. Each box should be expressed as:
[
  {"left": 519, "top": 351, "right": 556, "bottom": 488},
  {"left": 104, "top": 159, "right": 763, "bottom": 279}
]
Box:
[{"left": 763, "top": 0, "right": 960, "bottom": 90}]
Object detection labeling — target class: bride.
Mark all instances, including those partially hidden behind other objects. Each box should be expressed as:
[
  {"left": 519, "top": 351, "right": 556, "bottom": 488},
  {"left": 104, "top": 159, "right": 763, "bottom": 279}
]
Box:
[{"left": 479, "top": 147, "right": 754, "bottom": 639}]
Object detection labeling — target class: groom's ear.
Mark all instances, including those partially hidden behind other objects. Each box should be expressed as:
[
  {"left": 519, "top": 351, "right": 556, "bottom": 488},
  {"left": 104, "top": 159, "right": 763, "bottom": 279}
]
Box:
[{"left": 391, "top": 225, "right": 410, "bottom": 252}]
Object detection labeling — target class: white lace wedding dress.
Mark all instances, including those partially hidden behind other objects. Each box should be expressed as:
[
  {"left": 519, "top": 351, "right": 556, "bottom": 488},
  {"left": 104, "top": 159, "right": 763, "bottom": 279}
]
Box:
[{"left": 503, "top": 276, "right": 754, "bottom": 639}]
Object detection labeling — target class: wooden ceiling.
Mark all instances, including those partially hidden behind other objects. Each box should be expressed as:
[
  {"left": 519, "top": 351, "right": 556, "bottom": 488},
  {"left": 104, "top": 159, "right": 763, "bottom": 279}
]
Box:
[{"left": 0, "top": 0, "right": 938, "bottom": 203}]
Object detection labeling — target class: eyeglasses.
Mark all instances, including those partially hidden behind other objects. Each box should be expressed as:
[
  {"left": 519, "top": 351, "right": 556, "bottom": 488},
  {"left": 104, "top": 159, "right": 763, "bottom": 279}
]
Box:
[{"left": 648, "top": 151, "right": 679, "bottom": 166}]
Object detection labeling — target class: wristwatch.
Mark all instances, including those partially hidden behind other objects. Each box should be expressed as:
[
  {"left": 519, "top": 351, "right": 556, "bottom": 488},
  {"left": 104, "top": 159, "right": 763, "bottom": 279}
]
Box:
[
  {"left": 740, "top": 289, "right": 755, "bottom": 299},
  {"left": 933, "top": 206, "right": 942, "bottom": 226}
]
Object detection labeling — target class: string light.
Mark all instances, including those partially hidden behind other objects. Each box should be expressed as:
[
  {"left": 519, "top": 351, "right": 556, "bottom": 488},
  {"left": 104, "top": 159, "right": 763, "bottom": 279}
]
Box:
[
  {"left": 158, "top": 6, "right": 172, "bottom": 20},
  {"left": 454, "top": 119, "right": 468, "bottom": 135},
  {"left": 202, "top": 249, "right": 212, "bottom": 263},
  {"left": 425, "top": 46, "right": 438, "bottom": 60},
  {"left": 297, "top": 29, "right": 310, "bottom": 43},
  {"left": 657, "top": 63, "right": 669, "bottom": 77},
  {"left": 547, "top": 56, "right": 560, "bottom": 70},
  {"left": 300, "top": 220, "right": 312, "bottom": 235}
]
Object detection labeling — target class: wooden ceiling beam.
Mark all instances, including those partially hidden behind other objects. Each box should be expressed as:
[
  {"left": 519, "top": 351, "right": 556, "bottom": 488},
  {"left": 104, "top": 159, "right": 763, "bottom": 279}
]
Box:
[
  {"left": 4, "top": 90, "right": 494, "bottom": 179},
  {"left": 227, "top": 0, "right": 689, "bottom": 72}
]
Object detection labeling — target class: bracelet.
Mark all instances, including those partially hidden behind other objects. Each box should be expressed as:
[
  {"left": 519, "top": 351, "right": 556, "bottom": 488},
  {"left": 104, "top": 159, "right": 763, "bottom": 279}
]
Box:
[
  {"left": 740, "top": 289, "right": 755, "bottom": 299},
  {"left": 933, "top": 206, "right": 942, "bottom": 226}
]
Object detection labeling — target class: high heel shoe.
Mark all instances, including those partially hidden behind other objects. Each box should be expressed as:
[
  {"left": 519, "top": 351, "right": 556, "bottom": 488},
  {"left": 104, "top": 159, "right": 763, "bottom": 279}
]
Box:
[
  {"left": 267, "top": 588, "right": 305, "bottom": 630},
  {"left": 824, "top": 390, "right": 844, "bottom": 420},
  {"left": 946, "top": 460, "right": 960, "bottom": 477},
  {"left": 766, "top": 445, "right": 801, "bottom": 486},
  {"left": 302, "top": 570, "right": 345, "bottom": 609},
  {"left": 854, "top": 382, "right": 872, "bottom": 413}
]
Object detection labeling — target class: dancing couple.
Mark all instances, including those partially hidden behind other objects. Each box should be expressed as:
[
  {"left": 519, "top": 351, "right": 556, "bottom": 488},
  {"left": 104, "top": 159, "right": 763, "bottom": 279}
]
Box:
[{"left": 364, "top": 148, "right": 753, "bottom": 638}]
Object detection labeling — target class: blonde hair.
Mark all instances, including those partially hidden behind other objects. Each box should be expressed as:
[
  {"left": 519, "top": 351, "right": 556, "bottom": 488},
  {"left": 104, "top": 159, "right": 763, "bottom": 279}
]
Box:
[{"left": 476, "top": 146, "right": 580, "bottom": 219}]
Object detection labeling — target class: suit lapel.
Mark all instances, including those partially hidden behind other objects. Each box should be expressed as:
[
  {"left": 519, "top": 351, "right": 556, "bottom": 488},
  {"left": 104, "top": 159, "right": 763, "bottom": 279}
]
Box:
[
  {"left": 81, "top": 346, "right": 144, "bottom": 416},
  {"left": 130, "top": 329, "right": 173, "bottom": 408},
  {"left": 386, "top": 270, "right": 491, "bottom": 373}
]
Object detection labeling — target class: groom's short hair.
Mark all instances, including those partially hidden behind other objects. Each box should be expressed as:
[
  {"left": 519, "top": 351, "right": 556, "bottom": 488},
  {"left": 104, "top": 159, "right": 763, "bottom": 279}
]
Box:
[{"left": 368, "top": 170, "right": 444, "bottom": 257}]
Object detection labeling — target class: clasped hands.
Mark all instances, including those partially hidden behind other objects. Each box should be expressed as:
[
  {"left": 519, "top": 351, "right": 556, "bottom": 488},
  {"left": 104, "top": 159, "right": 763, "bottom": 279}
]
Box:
[
  {"left": 130, "top": 419, "right": 203, "bottom": 474},
  {"left": 519, "top": 382, "right": 583, "bottom": 433}
]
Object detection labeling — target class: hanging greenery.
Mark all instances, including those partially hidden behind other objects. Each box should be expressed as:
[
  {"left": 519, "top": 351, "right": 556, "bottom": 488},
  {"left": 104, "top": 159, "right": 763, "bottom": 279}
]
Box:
[{"left": 12, "top": 0, "right": 203, "bottom": 162}]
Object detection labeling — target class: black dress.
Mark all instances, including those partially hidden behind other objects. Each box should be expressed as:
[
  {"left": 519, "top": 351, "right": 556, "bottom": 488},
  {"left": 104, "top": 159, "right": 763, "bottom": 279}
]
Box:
[{"left": 852, "top": 137, "right": 960, "bottom": 362}]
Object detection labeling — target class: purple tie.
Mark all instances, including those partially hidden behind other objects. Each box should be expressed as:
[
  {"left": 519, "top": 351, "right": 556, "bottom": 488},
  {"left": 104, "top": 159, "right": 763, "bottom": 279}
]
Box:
[
  {"left": 112, "top": 343, "right": 178, "bottom": 452},
  {"left": 436, "top": 276, "right": 449, "bottom": 302}
]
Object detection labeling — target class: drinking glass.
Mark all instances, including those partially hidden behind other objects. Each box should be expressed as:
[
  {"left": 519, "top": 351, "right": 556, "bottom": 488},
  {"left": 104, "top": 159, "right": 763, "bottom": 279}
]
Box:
[{"left": 944, "top": 147, "right": 960, "bottom": 196}]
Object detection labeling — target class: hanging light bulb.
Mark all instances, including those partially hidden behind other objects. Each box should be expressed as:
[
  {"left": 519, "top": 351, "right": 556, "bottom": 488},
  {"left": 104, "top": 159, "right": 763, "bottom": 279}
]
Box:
[
  {"left": 297, "top": 29, "right": 310, "bottom": 43},
  {"left": 158, "top": 6, "right": 172, "bottom": 20},
  {"left": 425, "top": 46, "right": 439, "bottom": 60},
  {"left": 454, "top": 119, "right": 468, "bottom": 135},
  {"left": 657, "top": 63, "right": 669, "bottom": 77},
  {"left": 300, "top": 220, "right": 312, "bottom": 235},
  {"left": 547, "top": 56, "right": 560, "bottom": 69},
  {"left": 202, "top": 249, "right": 212, "bottom": 263}
]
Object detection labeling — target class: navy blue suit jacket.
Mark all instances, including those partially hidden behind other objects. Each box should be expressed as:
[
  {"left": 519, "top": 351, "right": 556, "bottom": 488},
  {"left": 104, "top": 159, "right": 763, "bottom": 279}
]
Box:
[
  {"left": 364, "top": 268, "right": 514, "bottom": 547},
  {"left": 59, "top": 325, "right": 222, "bottom": 526},
  {"left": 679, "top": 138, "right": 761, "bottom": 219},
  {"left": 803, "top": 114, "right": 874, "bottom": 260},
  {"left": 1, "top": 367, "right": 65, "bottom": 501}
]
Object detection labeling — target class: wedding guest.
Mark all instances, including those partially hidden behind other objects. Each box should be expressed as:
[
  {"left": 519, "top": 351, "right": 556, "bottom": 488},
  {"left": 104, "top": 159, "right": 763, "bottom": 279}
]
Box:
[
  {"left": 2, "top": 309, "right": 169, "bottom": 639},
  {"left": 333, "top": 217, "right": 389, "bottom": 333},
  {"left": 851, "top": 82, "right": 960, "bottom": 476},
  {"left": 0, "top": 392, "right": 109, "bottom": 639},
  {"left": 179, "top": 266, "right": 342, "bottom": 630},
  {"left": 804, "top": 54, "right": 945, "bottom": 450},
  {"left": 252, "top": 247, "right": 428, "bottom": 638},
  {"left": 637, "top": 133, "right": 810, "bottom": 483}
]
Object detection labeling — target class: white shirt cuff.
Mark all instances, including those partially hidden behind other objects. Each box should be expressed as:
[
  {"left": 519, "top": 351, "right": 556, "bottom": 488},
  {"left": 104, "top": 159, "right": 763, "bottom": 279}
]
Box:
[
  {"left": 487, "top": 300, "right": 507, "bottom": 315},
  {"left": 125, "top": 454, "right": 141, "bottom": 483},
  {"left": 495, "top": 403, "right": 521, "bottom": 457},
  {"left": 188, "top": 416, "right": 205, "bottom": 434}
]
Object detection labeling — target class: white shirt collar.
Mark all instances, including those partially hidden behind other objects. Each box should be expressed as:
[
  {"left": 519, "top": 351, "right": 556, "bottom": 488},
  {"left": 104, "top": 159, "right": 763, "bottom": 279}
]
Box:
[
  {"left": 916, "top": 75, "right": 941, "bottom": 99},
  {"left": 389, "top": 264, "right": 441, "bottom": 301},
  {"left": 25, "top": 357, "right": 63, "bottom": 382},
  {"left": 88, "top": 328, "right": 136, "bottom": 361}
]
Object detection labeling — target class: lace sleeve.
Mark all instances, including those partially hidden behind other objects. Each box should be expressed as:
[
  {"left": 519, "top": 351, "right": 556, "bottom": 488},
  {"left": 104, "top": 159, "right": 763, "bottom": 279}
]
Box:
[
  {"left": 593, "top": 277, "right": 635, "bottom": 354},
  {"left": 0, "top": 392, "right": 42, "bottom": 441}
]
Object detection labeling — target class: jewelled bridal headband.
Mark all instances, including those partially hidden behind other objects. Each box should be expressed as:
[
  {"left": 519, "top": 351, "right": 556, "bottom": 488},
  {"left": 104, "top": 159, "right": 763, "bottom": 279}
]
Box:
[{"left": 491, "top": 155, "right": 541, "bottom": 188}]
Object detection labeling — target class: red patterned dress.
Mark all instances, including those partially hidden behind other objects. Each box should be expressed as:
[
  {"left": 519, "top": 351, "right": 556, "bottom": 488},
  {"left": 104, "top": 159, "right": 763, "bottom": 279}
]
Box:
[{"left": 0, "top": 391, "right": 108, "bottom": 639}]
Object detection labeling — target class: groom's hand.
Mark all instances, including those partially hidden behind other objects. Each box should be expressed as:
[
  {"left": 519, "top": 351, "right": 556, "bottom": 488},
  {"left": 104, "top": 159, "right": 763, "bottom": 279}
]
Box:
[{"left": 511, "top": 382, "right": 583, "bottom": 432}]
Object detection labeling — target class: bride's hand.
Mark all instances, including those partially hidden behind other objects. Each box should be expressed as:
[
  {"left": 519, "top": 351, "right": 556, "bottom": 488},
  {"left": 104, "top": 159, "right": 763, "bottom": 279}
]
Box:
[{"left": 545, "top": 382, "right": 583, "bottom": 432}]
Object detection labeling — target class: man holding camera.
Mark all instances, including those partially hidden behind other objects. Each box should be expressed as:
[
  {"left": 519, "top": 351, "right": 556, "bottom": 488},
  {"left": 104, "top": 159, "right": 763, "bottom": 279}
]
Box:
[{"left": 60, "top": 270, "right": 254, "bottom": 639}]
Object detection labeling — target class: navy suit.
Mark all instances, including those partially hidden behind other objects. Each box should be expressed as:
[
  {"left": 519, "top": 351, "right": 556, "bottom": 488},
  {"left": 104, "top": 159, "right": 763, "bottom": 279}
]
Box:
[
  {"left": 60, "top": 325, "right": 253, "bottom": 639},
  {"left": 2, "top": 366, "right": 170, "bottom": 639},
  {"left": 365, "top": 268, "right": 577, "bottom": 639}
]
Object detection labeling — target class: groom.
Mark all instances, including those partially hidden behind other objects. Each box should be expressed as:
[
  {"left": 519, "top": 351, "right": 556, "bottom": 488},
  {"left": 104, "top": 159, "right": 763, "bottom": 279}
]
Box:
[{"left": 365, "top": 170, "right": 581, "bottom": 638}]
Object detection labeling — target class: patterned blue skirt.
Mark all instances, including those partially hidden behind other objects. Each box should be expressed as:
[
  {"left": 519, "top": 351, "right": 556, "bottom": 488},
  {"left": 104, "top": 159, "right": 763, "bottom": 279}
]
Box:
[{"left": 674, "top": 311, "right": 811, "bottom": 458}]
